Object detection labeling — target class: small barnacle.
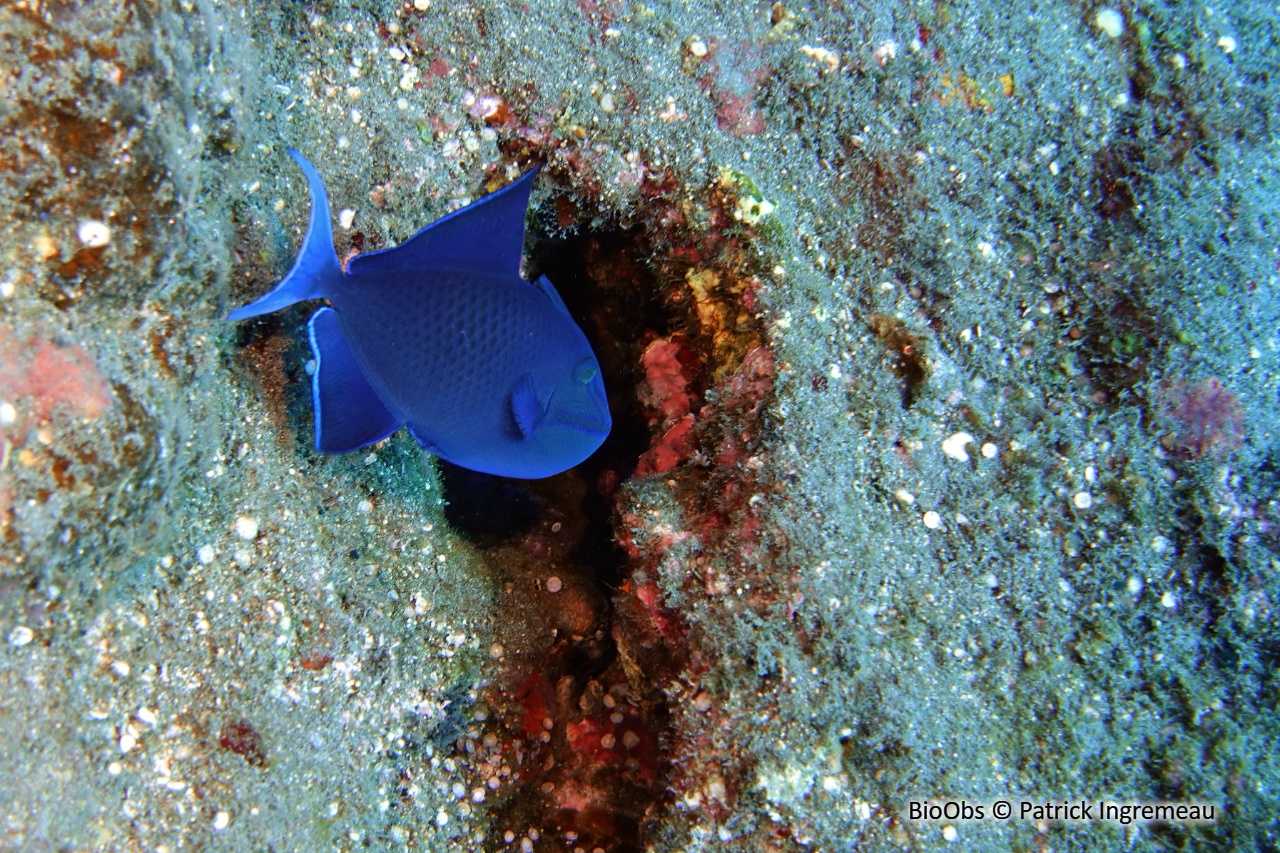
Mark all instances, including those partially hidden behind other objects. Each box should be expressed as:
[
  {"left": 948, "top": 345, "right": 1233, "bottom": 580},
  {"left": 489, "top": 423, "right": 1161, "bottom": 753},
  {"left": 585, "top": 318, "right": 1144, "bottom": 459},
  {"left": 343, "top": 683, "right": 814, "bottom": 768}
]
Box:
[{"left": 77, "top": 220, "right": 112, "bottom": 248}]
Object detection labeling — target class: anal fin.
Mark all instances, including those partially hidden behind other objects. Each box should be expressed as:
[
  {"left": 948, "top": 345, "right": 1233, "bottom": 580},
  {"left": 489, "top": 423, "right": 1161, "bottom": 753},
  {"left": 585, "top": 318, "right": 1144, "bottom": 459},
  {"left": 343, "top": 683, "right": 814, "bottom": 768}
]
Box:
[{"left": 308, "top": 307, "right": 402, "bottom": 453}]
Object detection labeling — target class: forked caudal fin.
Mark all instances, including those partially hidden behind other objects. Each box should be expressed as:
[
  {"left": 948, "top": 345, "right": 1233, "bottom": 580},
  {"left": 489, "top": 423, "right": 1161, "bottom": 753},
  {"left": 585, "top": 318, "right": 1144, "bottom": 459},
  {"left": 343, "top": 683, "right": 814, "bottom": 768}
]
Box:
[{"left": 228, "top": 148, "right": 343, "bottom": 320}]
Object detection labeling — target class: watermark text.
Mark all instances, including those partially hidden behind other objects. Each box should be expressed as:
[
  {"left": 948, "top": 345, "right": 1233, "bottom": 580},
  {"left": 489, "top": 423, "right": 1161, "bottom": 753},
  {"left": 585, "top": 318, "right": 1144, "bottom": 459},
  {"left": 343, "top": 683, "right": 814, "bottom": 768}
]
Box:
[{"left": 904, "top": 798, "right": 1216, "bottom": 826}]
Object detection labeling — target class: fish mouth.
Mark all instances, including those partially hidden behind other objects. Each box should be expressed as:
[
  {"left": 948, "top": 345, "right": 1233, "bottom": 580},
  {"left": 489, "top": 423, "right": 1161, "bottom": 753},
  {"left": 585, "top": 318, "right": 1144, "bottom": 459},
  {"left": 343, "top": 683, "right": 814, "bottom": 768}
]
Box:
[
  {"left": 542, "top": 384, "right": 611, "bottom": 438},
  {"left": 546, "top": 409, "right": 611, "bottom": 438}
]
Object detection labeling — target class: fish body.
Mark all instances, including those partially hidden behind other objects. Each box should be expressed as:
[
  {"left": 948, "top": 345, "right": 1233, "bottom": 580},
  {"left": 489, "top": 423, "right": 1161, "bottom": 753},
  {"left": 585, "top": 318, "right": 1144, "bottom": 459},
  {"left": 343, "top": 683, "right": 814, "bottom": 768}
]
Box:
[{"left": 230, "top": 148, "right": 610, "bottom": 479}]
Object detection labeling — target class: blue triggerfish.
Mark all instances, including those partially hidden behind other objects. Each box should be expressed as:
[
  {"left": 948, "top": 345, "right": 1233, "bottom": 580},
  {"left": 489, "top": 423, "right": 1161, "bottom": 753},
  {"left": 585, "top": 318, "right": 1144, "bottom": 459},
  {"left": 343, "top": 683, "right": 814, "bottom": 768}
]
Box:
[{"left": 230, "top": 149, "right": 611, "bottom": 479}]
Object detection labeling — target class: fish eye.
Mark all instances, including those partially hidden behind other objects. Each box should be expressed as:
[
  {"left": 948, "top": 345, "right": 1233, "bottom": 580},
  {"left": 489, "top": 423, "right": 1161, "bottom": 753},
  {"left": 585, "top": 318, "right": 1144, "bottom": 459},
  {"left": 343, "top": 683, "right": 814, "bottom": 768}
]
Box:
[{"left": 573, "top": 358, "right": 598, "bottom": 385}]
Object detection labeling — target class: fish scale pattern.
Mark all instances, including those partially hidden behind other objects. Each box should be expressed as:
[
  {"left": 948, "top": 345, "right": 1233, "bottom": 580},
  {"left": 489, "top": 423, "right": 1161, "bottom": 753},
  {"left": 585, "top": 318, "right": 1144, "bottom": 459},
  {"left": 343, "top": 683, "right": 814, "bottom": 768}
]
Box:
[{"left": 337, "top": 269, "right": 541, "bottom": 427}]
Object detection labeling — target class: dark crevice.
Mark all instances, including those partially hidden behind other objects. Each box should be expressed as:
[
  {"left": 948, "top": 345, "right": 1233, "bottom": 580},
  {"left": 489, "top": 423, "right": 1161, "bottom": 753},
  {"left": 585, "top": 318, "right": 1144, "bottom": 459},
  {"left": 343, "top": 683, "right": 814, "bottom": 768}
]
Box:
[
  {"left": 429, "top": 224, "right": 675, "bottom": 853},
  {"left": 438, "top": 462, "right": 545, "bottom": 539},
  {"left": 532, "top": 228, "right": 658, "bottom": 585}
]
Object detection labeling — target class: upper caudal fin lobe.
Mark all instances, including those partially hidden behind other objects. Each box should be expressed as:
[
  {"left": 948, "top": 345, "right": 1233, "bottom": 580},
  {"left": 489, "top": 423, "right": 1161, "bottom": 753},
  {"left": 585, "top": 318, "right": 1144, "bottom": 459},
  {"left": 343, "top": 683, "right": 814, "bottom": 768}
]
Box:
[{"left": 228, "top": 148, "right": 344, "bottom": 320}]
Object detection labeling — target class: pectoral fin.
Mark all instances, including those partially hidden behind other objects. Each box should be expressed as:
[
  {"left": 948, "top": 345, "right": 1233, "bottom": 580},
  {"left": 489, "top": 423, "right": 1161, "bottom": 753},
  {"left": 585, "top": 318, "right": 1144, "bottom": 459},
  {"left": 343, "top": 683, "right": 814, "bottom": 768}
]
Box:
[{"left": 509, "top": 374, "right": 545, "bottom": 439}]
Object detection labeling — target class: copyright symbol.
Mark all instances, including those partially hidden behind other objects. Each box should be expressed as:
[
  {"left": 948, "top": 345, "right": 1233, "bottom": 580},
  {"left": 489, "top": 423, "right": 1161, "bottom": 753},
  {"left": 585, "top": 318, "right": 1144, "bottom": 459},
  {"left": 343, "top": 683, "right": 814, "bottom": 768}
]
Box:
[{"left": 992, "top": 800, "right": 1011, "bottom": 820}]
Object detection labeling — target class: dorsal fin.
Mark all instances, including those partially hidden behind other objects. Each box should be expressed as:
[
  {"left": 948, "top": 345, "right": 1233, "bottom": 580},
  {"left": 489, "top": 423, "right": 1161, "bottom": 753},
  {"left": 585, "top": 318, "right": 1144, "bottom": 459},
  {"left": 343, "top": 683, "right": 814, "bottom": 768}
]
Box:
[{"left": 348, "top": 169, "right": 540, "bottom": 278}]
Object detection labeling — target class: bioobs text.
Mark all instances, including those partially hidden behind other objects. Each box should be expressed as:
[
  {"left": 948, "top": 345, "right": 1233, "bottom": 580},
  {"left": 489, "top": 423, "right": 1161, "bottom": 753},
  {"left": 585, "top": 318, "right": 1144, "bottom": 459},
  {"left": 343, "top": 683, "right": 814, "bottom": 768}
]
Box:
[{"left": 907, "top": 800, "right": 986, "bottom": 822}]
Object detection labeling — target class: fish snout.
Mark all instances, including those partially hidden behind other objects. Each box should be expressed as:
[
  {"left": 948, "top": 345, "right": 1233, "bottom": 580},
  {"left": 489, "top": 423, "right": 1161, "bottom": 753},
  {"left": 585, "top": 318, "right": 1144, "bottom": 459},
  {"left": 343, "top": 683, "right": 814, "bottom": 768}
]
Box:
[{"left": 589, "top": 378, "right": 612, "bottom": 436}]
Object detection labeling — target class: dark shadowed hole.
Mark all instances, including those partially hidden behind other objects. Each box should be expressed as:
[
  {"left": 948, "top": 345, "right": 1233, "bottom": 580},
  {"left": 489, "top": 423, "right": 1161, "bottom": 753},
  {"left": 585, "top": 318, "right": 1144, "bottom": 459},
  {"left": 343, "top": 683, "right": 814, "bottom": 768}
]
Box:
[
  {"left": 430, "top": 224, "right": 671, "bottom": 853},
  {"left": 532, "top": 227, "right": 658, "bottom": 586},
  {"left": 438, "top": 462, "right": 544, "bottom": 538}
]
